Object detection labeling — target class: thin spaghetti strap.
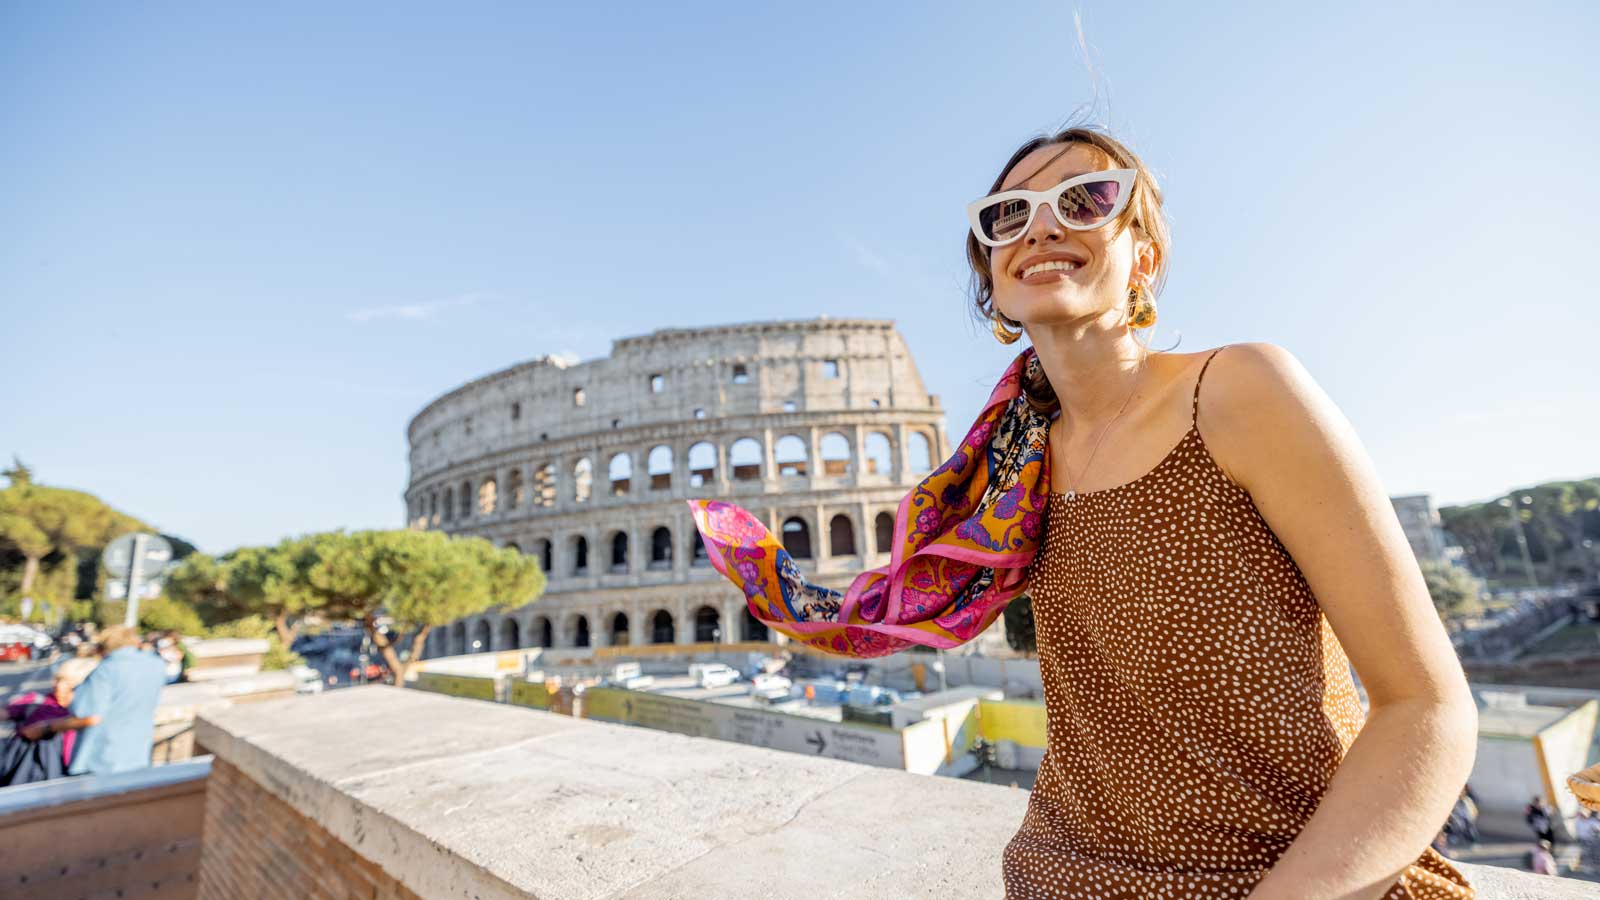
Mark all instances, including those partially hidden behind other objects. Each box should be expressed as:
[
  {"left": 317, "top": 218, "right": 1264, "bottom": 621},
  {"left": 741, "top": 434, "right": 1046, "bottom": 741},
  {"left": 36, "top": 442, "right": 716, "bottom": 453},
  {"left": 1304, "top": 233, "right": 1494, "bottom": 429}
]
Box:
[{"left": 1192, "top": 345, "right": 1228, "bottom": 427}]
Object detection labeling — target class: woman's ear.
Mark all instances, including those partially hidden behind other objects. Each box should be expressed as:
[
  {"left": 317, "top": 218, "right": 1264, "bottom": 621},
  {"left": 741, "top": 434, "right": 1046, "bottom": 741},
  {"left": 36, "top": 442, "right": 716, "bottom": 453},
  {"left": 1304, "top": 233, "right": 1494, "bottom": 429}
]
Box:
[{"left": 1133, "top": 236, "right": 1160, "bottom": 285}]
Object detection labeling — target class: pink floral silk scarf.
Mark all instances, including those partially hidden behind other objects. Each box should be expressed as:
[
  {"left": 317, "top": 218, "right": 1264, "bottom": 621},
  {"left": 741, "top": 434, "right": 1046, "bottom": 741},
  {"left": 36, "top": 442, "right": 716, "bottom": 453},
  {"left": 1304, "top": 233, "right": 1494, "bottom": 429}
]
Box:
[{"left": 687, "top": 347, "right": 1052, "bottom": 658}]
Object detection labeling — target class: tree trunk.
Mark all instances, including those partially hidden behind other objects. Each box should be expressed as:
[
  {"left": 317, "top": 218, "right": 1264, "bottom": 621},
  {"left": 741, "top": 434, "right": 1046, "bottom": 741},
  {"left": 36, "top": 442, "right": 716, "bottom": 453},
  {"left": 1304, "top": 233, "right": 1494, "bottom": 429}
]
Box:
[
  {"left": 273, "top": 612, "right": 297, "bottom": 648},
  {"left": 19, "top": 555, "right": 40, "bottom": 595},
  {"left": 361, "top": 613, "right": 424, "bottom": 684}
]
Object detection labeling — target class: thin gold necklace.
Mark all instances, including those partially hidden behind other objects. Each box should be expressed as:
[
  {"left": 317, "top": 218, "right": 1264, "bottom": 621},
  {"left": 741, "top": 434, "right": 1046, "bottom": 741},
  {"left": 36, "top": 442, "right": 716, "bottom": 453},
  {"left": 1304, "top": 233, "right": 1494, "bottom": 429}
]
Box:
[{"left": 1060, "top": 352, "right": 1148, "bottom": 501}]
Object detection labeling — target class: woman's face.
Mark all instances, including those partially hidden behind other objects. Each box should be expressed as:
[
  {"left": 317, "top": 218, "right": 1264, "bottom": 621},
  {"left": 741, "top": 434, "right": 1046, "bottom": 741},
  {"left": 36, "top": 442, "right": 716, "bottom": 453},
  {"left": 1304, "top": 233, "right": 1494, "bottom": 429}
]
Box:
[
  {"left": 987, "top": 143, "right": 1149, "bottom": 331},
  {"left": 52, "top": 677, "right": 75, "bottom": 706}
]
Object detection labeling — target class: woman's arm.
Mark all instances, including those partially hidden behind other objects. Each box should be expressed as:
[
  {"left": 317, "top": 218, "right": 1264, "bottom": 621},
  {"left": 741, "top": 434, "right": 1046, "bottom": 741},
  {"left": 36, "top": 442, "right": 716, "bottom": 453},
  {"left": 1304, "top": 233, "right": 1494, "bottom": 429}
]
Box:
[
  {"left": 19, "top": 714, "right": 100, "bottom": 741},
  {"left": 1201, "top": 343, "right": 1478, "bottom": 900}
]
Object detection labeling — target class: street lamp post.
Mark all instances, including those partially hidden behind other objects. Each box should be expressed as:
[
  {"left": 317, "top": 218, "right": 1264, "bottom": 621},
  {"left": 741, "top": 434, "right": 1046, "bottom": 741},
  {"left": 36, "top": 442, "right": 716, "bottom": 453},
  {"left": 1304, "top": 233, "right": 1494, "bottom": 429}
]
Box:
[{"left": 1498, "top": 495, "right": 1539, "bottom": 590}]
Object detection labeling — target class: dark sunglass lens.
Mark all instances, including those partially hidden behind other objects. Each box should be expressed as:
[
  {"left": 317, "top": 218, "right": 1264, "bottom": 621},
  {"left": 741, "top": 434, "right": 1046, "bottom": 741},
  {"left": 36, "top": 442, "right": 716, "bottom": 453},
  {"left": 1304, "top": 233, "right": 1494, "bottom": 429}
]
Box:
[
  {"left": 1057, "top": 179, "right": 1121, "bottom": 226},
  {"left": 979, "top": 198, "right": 1032, "bottom": 242}
]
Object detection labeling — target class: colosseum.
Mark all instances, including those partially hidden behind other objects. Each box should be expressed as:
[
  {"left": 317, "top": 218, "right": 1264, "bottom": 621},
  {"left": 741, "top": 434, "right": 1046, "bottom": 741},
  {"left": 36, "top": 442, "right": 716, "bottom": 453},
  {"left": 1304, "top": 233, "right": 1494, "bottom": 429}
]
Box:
[{"left": 407, "top": 318, "right": 952, "bottom": 659}]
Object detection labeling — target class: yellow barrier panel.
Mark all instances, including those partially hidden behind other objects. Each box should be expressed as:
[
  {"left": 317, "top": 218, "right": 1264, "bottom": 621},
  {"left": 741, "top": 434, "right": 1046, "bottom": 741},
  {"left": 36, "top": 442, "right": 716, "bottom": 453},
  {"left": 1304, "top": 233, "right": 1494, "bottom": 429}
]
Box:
[
  {"left": 508, "top": 680, "right": 552, "bottom": 710},
  {"left": 977, "top": 698, "right": 1047, "bottom": 749},
  {"left": 413, "top": 672, "right": 497, "bottom": 701}
]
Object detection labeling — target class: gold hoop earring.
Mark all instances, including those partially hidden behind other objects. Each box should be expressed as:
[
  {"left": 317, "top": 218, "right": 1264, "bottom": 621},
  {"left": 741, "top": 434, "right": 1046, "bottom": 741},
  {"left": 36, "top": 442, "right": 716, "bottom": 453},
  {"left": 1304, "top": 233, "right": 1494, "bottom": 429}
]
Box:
[
  {"left": 991, "top": 311, "right": 1022, "bottom": 344},
  {"left": 1127, "top": 283, "right": 1157, "bottom": 329}
]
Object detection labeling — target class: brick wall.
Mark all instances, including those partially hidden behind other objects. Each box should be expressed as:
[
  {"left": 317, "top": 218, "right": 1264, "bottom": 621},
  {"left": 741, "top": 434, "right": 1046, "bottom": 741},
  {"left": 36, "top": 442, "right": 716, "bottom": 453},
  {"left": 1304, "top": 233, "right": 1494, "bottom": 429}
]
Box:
[{"left": 196, "top": 758, "right": 421, "bottom": 900}]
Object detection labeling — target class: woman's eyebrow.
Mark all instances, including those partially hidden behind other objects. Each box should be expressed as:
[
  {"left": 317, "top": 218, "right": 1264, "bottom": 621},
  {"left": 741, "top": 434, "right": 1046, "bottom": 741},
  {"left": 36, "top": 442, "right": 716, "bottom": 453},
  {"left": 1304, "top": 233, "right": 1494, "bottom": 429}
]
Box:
[{"left": 1000, "top": 170, "right": 1096, "bottom": 192}]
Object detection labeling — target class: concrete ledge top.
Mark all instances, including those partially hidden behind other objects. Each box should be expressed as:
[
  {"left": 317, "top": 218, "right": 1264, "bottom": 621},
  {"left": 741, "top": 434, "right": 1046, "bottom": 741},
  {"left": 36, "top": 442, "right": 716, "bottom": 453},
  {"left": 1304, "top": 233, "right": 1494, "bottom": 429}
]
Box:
[{"left": 194, "top": 687, "right": 1588, "bottom": 900}]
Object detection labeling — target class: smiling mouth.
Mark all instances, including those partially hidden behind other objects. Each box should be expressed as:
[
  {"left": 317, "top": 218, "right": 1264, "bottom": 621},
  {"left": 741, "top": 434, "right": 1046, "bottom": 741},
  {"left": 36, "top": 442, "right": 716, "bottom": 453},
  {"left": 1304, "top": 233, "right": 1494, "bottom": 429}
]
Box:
[{"left": 1019, "top": 259, "right": 1081, "bottom": 279}]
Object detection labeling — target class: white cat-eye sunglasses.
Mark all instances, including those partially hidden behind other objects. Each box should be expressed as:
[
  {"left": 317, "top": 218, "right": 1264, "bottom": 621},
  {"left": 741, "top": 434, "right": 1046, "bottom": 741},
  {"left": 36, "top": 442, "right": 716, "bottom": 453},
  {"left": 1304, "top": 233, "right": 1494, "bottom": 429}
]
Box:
[{"left": 967, "top": 168, "right": 1136, "bottom": 248}]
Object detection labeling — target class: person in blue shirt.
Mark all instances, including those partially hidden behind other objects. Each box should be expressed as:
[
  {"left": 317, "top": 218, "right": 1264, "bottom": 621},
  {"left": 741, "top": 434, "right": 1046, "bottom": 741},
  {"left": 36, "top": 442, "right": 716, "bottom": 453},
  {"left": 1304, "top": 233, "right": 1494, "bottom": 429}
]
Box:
[{"left": 24, "top": 625, "right": 168, "bottom": 776}]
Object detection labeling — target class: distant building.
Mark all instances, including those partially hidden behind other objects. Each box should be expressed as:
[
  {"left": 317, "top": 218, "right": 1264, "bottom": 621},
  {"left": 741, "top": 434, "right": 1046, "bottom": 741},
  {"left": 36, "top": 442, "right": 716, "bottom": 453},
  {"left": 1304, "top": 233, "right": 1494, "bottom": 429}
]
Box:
[
  {"left": 1392, "top": 493, "right": 1475, "bottom": 579},
  {"left": 406, "top": 318, "right": 951, "bottom": 658}
]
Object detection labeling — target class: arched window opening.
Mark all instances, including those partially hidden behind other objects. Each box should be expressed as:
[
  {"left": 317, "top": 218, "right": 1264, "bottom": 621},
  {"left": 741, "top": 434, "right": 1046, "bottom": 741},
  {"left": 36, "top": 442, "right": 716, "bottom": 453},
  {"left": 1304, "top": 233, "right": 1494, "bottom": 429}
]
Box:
[
  {"left": 573, "top": 458, "right": 593, "bottom": 504},
  {"left": 535, "top": 538, "right": 552, "bottom": 573},
  {"left": 863, "top": 432, "right": 893, "bottom": 476},
  {"left": 459, "top": 481, "right": 472, "bottom": 519},
  {"left": 497, "top": 618, "right": 520, "bottom": 651},
  {"left": 651, "top": 610, "right": 675, "bottom": 645},
  {"left": 442, "top": 487, "right": 454, "bottom": 523},
  {"left": 471, "top": 620, "right": 491, "bottom": 653},
  {"left": 690, "top": 532, "right": 709, "bottom": 567},
  {"left": 687, "top": 441, "right": 717, "bottom": 487},
  {"left": 741, "top": 606, "right": 769, "bottom": 642},
  {"left": 504, "top": 541, "right": 521, "bottom": 553},
  {"left": 429, "top": 492, "right": 439, "bottom": 527},
  {"left": 609, "top": 531, "right": 629, "bottom": 573},
  {"left": 650, "top": 526, "right": 672, "bottom": 569},
  {"left": 572, "top": 615, "right": 591, "bottom": 648},
  {"left": 694, "top": 606, "right": 721, "bottom": 643},
  {"left": 478, "top": 478, "right": 498, "bottom": 516},
  {"left": 649, "top": 373, "right": 665, "bottom": 393},
  {"left": 875, "top": 512, "right": 895, "bottom": 553},
  {"left": 647, "top": 445, "right": 673, "bottom": 491},
  {"left": 820, "top": 432, "right": 852, "bottom": 476},
  {"left": 908, "top": 432, "right": 933, "bottom": 474},
  {"left": 774, "top": 434, "right": 808, "bottom": 478},
  {"left": 782, "top": 517, "right": 813, "bottom": 559},
  {"left": 535, "top": 463, "right": 556, "bottom": 507},
  {"left": 829, "top": 514, "right": 856, "bottom": 557},
  {"left": 572, "top": 535, "right": 589, "bottom": 575},
  {"left": 729, "top": 437, "right": 762, "bottom": 481},
  {"left": 535, "top": 617, "right": 553, "bottom": 648},
  {"left": 508, "top": 468, "right": 526, "bottom": 508},
  {"left": 609, "top": 452, "right": 632, "bottom": 496},
  {"left": 730, "top": 364, "right": 750, "bottom": 385},
  {"left": 610, "top": 612, "right": 629, "bottom": 646}
]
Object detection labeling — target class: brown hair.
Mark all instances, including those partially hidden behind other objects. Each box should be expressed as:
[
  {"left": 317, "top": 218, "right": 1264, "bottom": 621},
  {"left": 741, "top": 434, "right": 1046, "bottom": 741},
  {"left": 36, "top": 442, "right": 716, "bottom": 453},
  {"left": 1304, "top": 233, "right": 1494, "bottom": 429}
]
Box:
[
  {"left": 97, "top": 624, "right": 142, "bottom": 654},
  {"left": 965, "top": 126, "right": 1172, "bottom": 413}
]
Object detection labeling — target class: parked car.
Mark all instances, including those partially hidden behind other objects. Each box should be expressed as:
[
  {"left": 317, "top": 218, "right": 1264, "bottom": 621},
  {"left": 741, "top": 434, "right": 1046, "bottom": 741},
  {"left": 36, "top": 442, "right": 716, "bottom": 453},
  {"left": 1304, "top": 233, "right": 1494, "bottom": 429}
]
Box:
[
  {"left": 0, "top": 639, "right": 32, "bottom": 662},
  {"left": 690, "top": 663, "right": 740, "bottom": 689},
  {"left": 750, "top": 673, "right": 793, "bottom": 701},
  {"left": 0, "top": 624, "right": 50, "bottom": 661},
  {"left": 290, "top": 664, "right": 325, "bottom": 694}
]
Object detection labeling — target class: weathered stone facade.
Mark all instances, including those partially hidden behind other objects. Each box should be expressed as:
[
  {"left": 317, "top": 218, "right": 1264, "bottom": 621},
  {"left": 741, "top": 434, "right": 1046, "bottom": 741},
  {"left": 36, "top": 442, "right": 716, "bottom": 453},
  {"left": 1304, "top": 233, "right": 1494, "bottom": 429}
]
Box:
[{"left": 406, "top": 318, "right": 948, "bottom": 658}]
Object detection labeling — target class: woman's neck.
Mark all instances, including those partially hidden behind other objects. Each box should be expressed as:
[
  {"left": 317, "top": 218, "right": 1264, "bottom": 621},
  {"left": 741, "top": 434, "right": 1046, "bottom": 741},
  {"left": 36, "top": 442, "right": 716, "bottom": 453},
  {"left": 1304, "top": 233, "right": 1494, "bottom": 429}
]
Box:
[{"left": 1027, "top": 326, "right": 1152, "bottom": 429}]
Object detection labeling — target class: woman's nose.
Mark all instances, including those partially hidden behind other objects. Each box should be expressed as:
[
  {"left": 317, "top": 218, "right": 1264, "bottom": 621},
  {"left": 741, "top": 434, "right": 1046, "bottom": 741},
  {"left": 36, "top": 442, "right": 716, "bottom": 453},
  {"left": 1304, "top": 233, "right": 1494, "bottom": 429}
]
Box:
[{"left": 1023, "top": 202, "right": 1066, "bottom": 244}]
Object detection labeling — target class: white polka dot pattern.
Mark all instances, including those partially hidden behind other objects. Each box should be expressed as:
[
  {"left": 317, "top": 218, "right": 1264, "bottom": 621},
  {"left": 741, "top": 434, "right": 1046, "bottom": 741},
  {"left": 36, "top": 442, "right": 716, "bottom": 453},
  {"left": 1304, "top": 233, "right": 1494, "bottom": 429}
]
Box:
[{"left": 1001, "top": 349, "right": 1474, "bottom": 899}]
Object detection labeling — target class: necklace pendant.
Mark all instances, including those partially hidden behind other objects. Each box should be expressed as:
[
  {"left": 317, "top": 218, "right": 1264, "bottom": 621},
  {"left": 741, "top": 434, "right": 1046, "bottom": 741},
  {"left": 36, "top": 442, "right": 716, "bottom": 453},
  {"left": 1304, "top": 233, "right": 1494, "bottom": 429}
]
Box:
[{"left": 1064, "top": 489, "right": 1076, "bottom": 501}]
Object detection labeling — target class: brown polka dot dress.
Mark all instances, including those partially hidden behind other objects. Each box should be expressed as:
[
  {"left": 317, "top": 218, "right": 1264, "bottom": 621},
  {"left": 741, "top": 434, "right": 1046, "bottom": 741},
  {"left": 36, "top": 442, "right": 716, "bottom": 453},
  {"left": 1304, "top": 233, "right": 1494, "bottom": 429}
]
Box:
[{"left": 1001, "top": 347, "right": 1474, "bottom": 899}]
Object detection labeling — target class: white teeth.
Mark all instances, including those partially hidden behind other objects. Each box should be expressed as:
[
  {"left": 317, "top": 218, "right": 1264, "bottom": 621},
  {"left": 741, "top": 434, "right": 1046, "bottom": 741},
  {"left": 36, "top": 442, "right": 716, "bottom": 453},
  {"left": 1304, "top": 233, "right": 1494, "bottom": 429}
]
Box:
[{"left": 1021, "top": 259, "right": 1080, "bottom": 278}]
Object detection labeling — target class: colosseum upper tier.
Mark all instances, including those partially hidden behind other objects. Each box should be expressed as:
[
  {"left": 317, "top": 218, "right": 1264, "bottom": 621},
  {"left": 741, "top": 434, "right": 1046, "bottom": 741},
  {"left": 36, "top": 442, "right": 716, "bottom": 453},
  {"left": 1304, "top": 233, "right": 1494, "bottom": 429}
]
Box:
[{"left": 407, "top": 318, "right": 950, "bottom": 659}]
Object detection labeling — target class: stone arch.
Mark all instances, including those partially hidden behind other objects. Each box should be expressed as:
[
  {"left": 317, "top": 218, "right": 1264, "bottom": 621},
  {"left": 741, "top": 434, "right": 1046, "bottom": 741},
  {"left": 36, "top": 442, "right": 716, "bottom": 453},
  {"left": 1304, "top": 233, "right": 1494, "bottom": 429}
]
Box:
[
  {"left": 689, "top": 530, "right": 709, "bottom": 566},
  {"left": 534, "top": 463, "right": 556, "bottom": 507},
  {"left": 741, "top": 605, "right": 769, "bottom": 642},
  {"left": 450, "top": 621, "right": 467, "bottom": 656},
  {"left": 781, "top": 516, "right": 813, "bottom": 559},
  {"left": 533, "top": 616, "right": 554, "bottom": 649},
  {"left": 649, "top": 526, "right": 672, "bottom": 569},
  {"left": 647, "top": 445, "right": 673, "bottom": 491},
  {"left": 610, "top": 612, "right": 629, "bottom": 646},
  {"left": 571, "top": 535, "right": 589, "bottom": 575},
  {"left": 819, "top": 431, "right": 852, "bottom": 476},
  {"left": 829, "top": 514, "right": 856, "bottom": 557},
  {"left": 508, "top": 468, "right": 526, "bottom": 508},
  {"left": 687, "top": 441, "right": 717, "bottom": 487},
  {"left": 459, "top": 480, "right": 472, "bottom": 518},
  {"left": 429, "top": 491, "right": 439, "bottom": 526},
  {"left": 573, "top": 458, "right": 593, "bottom": 503},
  {"left": 497, "top": 617, "right": 520, "bottom": 651},
  {"left": 534, "top": 538, "right": 552, "bottom": 573},
  {"left": 609, "top": 530, "right": 629, "bottom": 573},
  {"left": 442, "top": 486, "right": 455, "bottom": 523},
  {"left": 650, "top": 609, "right": 675, "bottom": 644},
  {"left": 729, "top": 437, "right": 763, "bottom": 481},
  {"left": 908, "top": 431, "right": 933, "bottom": 474},
  {"left": 694, "top": 605, "right": 721, "bottom": 643},
  {"left": 470, "top": 619, "right": 491, "bottom": 653},
  {"left": 568, "top": 614, "right": 591, "bottom": 648},
  {"left": 503, "top": 541, "right": 521, "bottom": 553},
  {"left": 875, "top": 511, "right": 895, "bottom": 553},
  {"left": 479, "top": 477, "right": 497, "bottom": 516},
  {"left": 863, "top": 432, "right": 893, "bottom": 476},
  {"left": 608, "top": 452, "right": 632, "bottom": 496},
  {"left": 774, "top": 434, "right": 808, "bottom": 477}
]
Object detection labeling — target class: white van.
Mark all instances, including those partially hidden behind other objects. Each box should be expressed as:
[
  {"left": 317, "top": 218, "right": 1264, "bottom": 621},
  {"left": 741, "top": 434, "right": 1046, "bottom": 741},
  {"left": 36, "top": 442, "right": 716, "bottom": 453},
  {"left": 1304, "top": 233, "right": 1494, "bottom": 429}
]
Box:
[{"left": 690, "top": 663, "right": 740, "bottom": 689}]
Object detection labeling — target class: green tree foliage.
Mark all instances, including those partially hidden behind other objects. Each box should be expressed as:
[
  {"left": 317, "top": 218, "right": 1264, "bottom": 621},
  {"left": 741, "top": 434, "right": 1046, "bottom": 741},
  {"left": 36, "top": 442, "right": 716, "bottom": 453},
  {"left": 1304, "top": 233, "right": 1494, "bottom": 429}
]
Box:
[
  {"left": 206, "top": 615, "right": 304, "bottom": 671},
  {"left": 95, "top": 595, "right": 206, "bottom": 635},
  {"left": 1439, "top": 478, "right": 1600, "bottom": 587},
  {"left": 304, "top": 530, "right": 544, "bottom": 681},
  {"left": 0, "top": 461, "right": 151, "bottom": 608},
  {"left": 1419, "top": 561, "right": 1485, "bottom": 620},
  {"left": 166, "top": 529, "right": 544, "bottom": 681}
]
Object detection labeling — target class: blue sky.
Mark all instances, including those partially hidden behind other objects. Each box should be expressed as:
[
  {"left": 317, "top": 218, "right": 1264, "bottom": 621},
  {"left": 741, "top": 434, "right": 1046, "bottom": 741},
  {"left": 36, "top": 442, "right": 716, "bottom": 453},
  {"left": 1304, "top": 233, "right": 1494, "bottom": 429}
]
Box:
[{"left": 2, "top": 2, "right": 1596, "bottom": 553}]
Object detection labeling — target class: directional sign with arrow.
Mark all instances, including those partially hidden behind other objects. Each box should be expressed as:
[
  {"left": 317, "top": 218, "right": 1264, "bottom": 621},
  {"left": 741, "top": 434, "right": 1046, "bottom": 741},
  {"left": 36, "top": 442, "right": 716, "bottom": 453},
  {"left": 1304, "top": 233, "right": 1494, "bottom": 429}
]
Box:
[{"left": 805, "top": 730, "right": 827, "bottom": 755}]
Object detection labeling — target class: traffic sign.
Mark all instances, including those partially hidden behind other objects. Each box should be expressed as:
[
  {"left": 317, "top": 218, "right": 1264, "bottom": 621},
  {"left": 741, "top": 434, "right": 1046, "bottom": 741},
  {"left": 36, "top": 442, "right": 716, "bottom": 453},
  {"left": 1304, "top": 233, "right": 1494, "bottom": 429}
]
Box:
[{"left": 104, "top": 533, "right": 173, "bottom": 578}]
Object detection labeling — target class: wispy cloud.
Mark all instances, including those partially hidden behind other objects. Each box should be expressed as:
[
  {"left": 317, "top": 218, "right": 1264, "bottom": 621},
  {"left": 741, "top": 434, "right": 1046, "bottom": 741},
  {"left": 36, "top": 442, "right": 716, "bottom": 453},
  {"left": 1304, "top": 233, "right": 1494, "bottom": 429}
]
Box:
[
  {"left": 345, "top": 292, "right": 490, "bottom": 324},
  {"left": 842, "top": 235, "right": 895, "bottom": 277}
]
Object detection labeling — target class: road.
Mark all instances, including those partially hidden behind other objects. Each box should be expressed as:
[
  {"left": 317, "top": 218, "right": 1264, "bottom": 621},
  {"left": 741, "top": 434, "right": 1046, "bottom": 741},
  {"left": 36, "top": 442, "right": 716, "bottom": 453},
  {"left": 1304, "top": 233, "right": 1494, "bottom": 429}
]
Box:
[{"left": 0, "top": 656, "right": 59, "bottom": 696}]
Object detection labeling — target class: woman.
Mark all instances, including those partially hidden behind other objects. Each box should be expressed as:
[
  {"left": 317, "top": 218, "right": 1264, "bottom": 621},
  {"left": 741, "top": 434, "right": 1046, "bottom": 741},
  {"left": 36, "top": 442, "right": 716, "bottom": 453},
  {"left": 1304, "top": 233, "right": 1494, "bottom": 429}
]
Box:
[
  {"left": 1, "top": 656, "right": 100, "bottom": 785},
  {"left": 691, "top": 126, "right": 1478, "bottom": 898}
]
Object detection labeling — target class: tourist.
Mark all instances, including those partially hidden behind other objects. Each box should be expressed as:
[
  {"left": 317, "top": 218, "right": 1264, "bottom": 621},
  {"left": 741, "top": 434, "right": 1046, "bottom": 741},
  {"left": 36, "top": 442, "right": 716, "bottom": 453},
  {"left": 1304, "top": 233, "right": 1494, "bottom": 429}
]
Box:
[
  {"left": 2, "top": 657, "right": 100, "bottom": 785},
  {"left": 1526, "top": 795, "right": 1556, "bottom": 845},
  {"left": 689, "top": 124, "right": 1478, "bottom": 896},
  {"left": 1576, "top": 807, "right": 1600, "bottom": 874},
  {"left": 51, "top": 625, "right": 167, "bottom": 776},
  {"left": 1529, "top": 839, "right": 1559, "bottom": 876}
]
